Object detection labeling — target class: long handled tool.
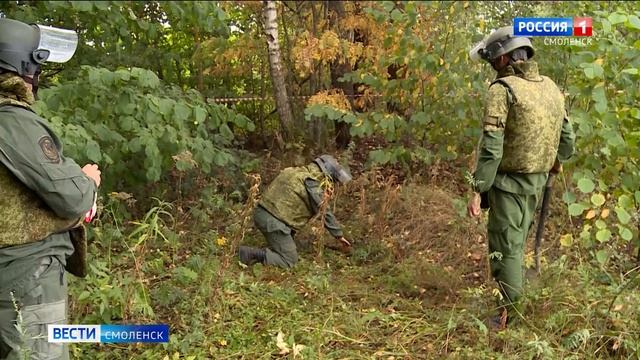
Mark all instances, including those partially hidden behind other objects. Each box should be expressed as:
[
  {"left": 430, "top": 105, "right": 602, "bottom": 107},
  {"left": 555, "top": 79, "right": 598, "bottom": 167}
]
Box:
[{"left": 534, "top": 173, "right": 556, "bottom": 274}]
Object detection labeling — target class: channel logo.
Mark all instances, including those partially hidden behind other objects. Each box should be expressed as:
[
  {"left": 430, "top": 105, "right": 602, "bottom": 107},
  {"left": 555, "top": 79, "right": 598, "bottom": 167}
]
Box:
[
  {"left": 48, "top": 324, "right": 169, "bottom": 343},
  {"left": 514, "top": 17, "right": 593, "bottom": 37}
]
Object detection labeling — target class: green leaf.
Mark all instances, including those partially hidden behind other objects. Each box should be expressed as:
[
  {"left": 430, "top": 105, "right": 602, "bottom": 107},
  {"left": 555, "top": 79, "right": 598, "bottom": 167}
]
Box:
[
  {"left": 410, "top": 112, "right": 429, "bottom": 125},
  {"left": 627, "top": 15, "right": 640, "bottom": 29},
  {"left": 569, "top": 203, "right": 587, "bottom": 217},
  {"left": 584, "top": 67, "right": 595, "bottom": 79},
  {"left": 615, "top": 207, "right": 631, "bottom": 224},
  {"left": 219, "top": 124, "right": 233, "bottom": 139},
  {"left": 618, "top": 194, "right": 633, "bottom": 208},
  {"left": 595, "top": 249, "right": 609, "bottom": 265},
  {"left": 595, "top": 220, "right": 607, "bottom": 230},
  {"left": 86, "top": 141, "right": 102, "bottom": 162},
  {"left": 618, "top": 225, "right": 633, "bottom": 241},
  {"left": 70, "top": 1, "right": 93, "bottom": 11},
  {"left": 158, "top": 99, "right": 175, "bottom": 116},
  {"left": 635, "top": 191, "right": 640, "bottom": 205},
  {"left": 577, "top": 178, "right": 595, "bottom": 193},
  {"left": 562, "top": 191, "right": 576, "bottom": 204},
  {"left": 305, "top": 104, "right": 326, "bottom": 119},
  {"left": 601, "top": 18, "right": 612, "bottom": 34},
  {"left": 194, "top": 106, "right": 207, "bottom": 124},
  {"left": 128, "top": 138, "right": 142, "bottom": 152},
  {"left": 596, "top": 228, "right": 611, "bottom": 242},
  {"left": 134, "top": 68, "right": 160, "bottom": 88},
  {"left": 591, "top": 193, "right": 606, "bottom": 207},
  {"left": 174, "top": 103, "right": 191, "bottom": 120},
  {"left": 621, "top": 68, "right": 639, "bottom": 75},
  {"left": 369, "top": 149, "right": 391, "bottom": 165},
  {"left": 246, "top": 119, "right": 256, "bottom": 132},
  {"left": 609, "top": 12, "right": 627, "bottom": 25},
  {"left": 592, "top": 86, "right": 607, "bottom": 114}
]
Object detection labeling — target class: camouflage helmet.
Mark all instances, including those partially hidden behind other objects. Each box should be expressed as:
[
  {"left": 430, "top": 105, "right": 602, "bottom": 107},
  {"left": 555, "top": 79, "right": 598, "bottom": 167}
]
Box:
[
  {"left": 313, "top": 155, "right": 352, "bottom": 184},
  {"left": 469, "top": 26, "right": 534, "bottom": 62},
  {"left": 0, "top": 18, "right": 78, "bottom": 76}
]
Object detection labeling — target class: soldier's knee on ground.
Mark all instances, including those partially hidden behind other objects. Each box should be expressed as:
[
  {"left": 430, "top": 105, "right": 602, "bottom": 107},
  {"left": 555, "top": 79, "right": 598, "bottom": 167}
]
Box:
[
  {"left": 287, "top": 252, "right": 299, "bottom": 267},
  {"left": 279, "top": 249, "right": 299, "bottom": 268}
]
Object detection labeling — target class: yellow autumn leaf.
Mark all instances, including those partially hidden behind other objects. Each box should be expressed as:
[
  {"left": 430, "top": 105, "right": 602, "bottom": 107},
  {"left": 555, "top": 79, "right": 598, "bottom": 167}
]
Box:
[
  {"left": 293, "top": 343, "right": 306, "bottom": 358},
  {"left": 276, "top": 331, "right": 291, "bottom": 355},
  {"left": 585, "top": 209, "right": 596, "bottom": 219},
  {"left": 595, "top": 58, "right": 604, "bottom": 65},
  {"left": 219, "top": 339, "right": 227, "bottom": 346},
  {"left": 601, "top": 208, "right": 610, "bottom": 218},
  {"left": 491, "top": 288, "right": 504, "bottom": 301},
  {"left": 560, "top": 234, "right": 573, "bottom": 247}
]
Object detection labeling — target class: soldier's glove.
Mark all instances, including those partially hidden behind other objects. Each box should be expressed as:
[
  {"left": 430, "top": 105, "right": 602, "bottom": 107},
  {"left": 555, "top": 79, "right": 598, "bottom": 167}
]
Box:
[{"left": 326, "top": 236, "right": 353, "bottom": 256}]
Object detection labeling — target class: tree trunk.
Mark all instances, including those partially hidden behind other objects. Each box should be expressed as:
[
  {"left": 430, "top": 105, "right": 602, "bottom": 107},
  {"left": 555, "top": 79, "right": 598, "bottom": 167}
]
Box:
[
  {"left": 328, "top": 0, "right": 354, "bottom": 150},
  {"left": 262, "top": 0, "right": 293, "bottom": 147}
]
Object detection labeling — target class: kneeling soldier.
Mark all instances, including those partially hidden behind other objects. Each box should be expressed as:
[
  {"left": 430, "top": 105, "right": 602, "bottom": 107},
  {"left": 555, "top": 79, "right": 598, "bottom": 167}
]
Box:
[{"left": 239, "top": 155, "right": 352, "bottom": 268}]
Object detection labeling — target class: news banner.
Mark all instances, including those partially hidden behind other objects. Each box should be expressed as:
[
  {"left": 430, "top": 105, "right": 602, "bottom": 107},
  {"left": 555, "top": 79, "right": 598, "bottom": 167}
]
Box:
[
  {"left": 48, "top": 324, "right": 169, "bottom": 343},
  {"left": 514, "top": 17, "right": 593, "bottom": 46}
]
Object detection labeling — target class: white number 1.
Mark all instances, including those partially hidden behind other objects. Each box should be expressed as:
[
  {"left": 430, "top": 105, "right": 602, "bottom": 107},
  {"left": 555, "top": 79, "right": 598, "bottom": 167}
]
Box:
[{"left": 577, "top": 20, "right": 586, "bottom": 33}]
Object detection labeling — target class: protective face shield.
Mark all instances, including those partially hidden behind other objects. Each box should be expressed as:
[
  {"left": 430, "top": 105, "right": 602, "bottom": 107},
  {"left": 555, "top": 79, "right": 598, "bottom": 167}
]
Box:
[
  {"left": 469, "top": 26, "right": 534, "bottom": 63},
  {"left": 469, "top": 39, "right": 486, "bottom": 62},
  {"left": 0, "top": 18, "right": 78, "bottom": 76},
  {"left": 313, "top": 155, "right": 353, "bottom": 184}
]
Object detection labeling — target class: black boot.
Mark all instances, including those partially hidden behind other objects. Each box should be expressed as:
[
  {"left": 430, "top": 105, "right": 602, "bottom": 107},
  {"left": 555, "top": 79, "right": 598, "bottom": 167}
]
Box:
[{"left": 239, "top": 246, "right": 266, "bottom": 265}]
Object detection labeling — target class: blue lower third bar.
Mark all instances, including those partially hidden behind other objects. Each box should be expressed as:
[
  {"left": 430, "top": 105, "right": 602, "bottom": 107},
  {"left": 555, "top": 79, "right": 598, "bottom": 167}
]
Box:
[
  {"left": 48, "top": 324, "right": 169, "bottom": 343},
  {"left": 101, "top": 324, "right": 169, "bottom": 343}
]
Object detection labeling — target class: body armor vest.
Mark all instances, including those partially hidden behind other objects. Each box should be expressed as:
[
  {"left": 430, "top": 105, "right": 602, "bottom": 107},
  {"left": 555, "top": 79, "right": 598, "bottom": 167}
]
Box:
[
  {"left": 493, "top": 75, "right": 565, "bottom": 173},
  {"left": 0, "top": 158, "right": 79, "bottom": 247},
  {"left": 0, "top": 101, "right": 79, "bottom": 247},
  {"left": 259, "top": 164, "right": 326, "bottom": 230}
]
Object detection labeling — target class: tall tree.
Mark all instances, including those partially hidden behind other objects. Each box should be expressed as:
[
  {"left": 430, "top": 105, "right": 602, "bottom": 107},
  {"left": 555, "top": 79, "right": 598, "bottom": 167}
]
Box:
[
  {"left": 262, "top": 0, "right": 293, "bottom": 148},
  {"left": 328, "top": 0, "right": 355, "bottom": 150}
]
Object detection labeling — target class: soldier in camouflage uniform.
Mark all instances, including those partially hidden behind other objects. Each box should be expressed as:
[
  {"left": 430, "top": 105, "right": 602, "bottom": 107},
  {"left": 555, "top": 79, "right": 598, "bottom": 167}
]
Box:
[
  {"left": 0, "top": 19, "right": 101, "bottom": 359},
  {"left": 239, "top": 155, "right": 352, "bottom": 268},
  {"left": 467, "top": 27, "right": 576, "bottom": 329}
]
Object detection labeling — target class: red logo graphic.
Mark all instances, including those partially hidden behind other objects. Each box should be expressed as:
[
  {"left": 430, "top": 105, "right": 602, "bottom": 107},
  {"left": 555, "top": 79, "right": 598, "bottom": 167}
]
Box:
[{"left": 573, "top": 17, "right": 592, "bottom": 36}]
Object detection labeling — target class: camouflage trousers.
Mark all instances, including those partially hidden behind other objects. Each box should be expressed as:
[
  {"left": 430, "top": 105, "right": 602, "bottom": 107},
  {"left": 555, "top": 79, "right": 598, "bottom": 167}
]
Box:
[
  {"left": 0, "top": 256, "right": 68, "bottom": 360},
  {"left": 487, "top": 186, "right": 541, "bottom": 314},
  {"left": 254, "top": 206, "right": 298, "bottom": 268}
]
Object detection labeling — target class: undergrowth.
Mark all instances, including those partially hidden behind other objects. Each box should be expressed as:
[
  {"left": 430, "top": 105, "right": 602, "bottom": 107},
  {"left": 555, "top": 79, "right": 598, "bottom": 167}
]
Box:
[{"left": 67, "top": 167, "right": 640, "bottom": 359}]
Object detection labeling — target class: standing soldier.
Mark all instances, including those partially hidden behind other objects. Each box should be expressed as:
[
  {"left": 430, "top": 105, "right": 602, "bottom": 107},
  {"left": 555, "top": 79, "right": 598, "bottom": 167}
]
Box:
[
  {"left": 239, "top": 155, "right": 352, "bottom": 268},
  {"left": 0, "top": 18, "right": 100, "bottom": 359},
  {"left": 467, "top": 27, "right": 576, "bottom": 329}
]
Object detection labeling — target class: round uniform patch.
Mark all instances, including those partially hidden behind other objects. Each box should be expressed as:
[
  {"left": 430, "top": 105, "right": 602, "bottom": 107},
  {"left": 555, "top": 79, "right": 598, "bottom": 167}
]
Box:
[{"left": 38, "top": 135, "right": 60, "bottom": 163}]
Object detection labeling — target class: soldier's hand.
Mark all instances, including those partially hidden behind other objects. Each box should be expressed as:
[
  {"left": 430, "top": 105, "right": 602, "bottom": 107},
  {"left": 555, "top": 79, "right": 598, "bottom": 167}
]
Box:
[
  {"left": 326, "top": 236, "right": 353, "bottom": 256},
  {"left": 337, "top": 236, "right": 352, "bottom": 247},
  {"left": 82, "top": 164, "right": 101, "bottom": 188},
  {"left": 467, "top": 192, "right": 482, "bottom": 218}
]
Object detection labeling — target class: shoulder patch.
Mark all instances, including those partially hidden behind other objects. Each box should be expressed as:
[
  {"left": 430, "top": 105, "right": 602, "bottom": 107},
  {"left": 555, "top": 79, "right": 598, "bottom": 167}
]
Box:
[{"left": 38, "top": 135, "right": 60, "bottom": 163}]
